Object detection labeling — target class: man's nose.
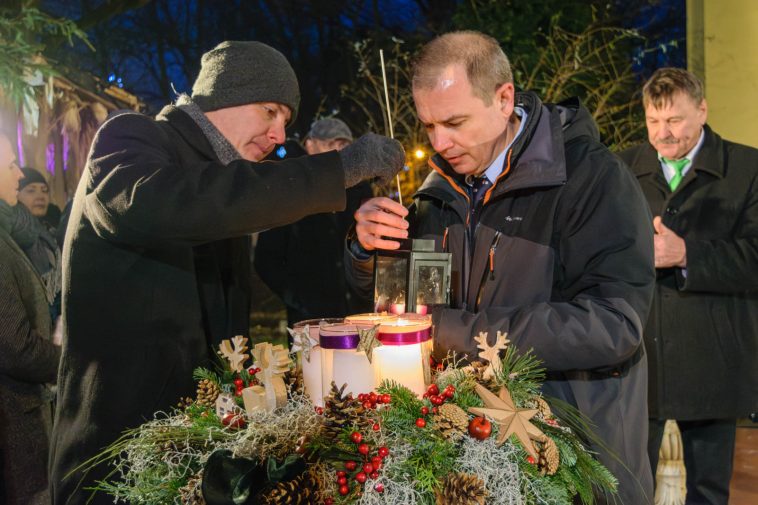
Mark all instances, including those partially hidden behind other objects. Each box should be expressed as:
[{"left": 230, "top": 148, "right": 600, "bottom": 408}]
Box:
[
  {"left": 658, "top": 123, "right": 673, "bottom": 139},
  {"left": 268, "top": 122, "right": 286, "bottom": 145},
  {"left": 430, "top": 130, "right": 453, "bottom": 153}
]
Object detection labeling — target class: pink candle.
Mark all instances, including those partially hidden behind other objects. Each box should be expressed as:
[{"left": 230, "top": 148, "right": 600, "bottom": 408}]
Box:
[{"left": 415, "top": 304, "right": 428, "bottom": 315}]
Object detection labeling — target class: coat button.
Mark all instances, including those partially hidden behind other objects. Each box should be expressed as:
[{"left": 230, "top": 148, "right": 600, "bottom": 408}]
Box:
[{"left": 665, "top": 207, "right": 678, "bottom": 215}]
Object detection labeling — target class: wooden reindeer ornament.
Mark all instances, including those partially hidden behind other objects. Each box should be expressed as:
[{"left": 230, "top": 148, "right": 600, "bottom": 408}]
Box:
[
  {"left": 474, "top": 330, "right": 510, "bottom": 380},
  {"left": 242, "top": 343, "right": 292, "bottom": 413}
]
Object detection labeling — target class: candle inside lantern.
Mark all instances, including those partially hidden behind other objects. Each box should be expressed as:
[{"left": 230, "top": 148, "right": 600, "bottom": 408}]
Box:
[
  {"left": 373, "top": 314, "right": 432, "bottom": 397},
  {"left": 390, "top": 303, "right": 406, "bottom": 315},
  {"left": 320, "top": 323, "right": 379, "bottom": 398},
  {"left": 293, "top": 318, "right": 342, "bottom": 408}
]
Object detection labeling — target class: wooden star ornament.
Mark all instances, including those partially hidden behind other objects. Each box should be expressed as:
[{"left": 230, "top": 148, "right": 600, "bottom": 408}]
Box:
[
  {"left": 468, "top": 383, "right": 544, "bottom": 459},
  {"left": 356, "top": 324, "right": 382, "bottom": 363},
  {"left": 288, "top": 325, "right": 317, "bottom": 362}
]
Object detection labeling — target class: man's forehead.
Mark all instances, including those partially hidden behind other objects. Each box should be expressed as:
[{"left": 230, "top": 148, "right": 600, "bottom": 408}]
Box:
[{"left": 646, "top": 92, "right": 701, "bottom": 114}]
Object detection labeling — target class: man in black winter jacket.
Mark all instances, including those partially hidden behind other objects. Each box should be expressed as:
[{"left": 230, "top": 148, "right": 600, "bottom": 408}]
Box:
[
  {"left": 347, "top": 31, "right": 655, "bottom": 504},
  {"left": 50, "top": 41, "right": 404, "bottom": 505},
  {"left": 255, "top": 118, "right": 373, "bottom": 327},
  {"left": 619, "top": 68, "right": 758, "bottom": 505}
]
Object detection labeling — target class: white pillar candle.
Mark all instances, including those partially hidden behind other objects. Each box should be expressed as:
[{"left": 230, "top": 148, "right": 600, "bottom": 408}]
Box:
[
  {"left": 344, "top": 313, "right": 398, "bottom": 325},
  {"left": 320, "top": 323, "right": 379, "bottom": 398},
  {"left": 374, "top": 315, "right": 432, "bottom": 398},
  {"left": 293, "top": 318, "right": 342, "bottom": 408}
]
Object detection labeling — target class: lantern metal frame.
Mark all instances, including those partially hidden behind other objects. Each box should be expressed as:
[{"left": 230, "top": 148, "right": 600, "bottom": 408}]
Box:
[{"left": 373, "top": 238, "right": 452, "bottom": 314}]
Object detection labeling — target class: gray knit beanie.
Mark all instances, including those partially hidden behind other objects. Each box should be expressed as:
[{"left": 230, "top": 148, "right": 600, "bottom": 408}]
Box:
[{"left": 191, "top": 41, "right": 300, "bottom": 123}]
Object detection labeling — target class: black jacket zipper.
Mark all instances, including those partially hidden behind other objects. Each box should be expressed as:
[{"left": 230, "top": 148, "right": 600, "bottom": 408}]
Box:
[{"left": 475, "top": 231, "right": 502, "bottom": 311}]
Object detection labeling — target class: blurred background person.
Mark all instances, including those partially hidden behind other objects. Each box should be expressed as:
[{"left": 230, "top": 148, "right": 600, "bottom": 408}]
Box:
[
  {"left": 0, "top": 130, "right": 62, "bottom": 505},
  {"left": 255, "top": 118, "right": 374, "bottom": 327},
  {"left": 13, "top": 168, "right": 63, "bottom": 327}
]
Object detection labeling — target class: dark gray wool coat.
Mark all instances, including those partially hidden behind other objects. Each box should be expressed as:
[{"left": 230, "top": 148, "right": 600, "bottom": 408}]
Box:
[
  {"left": 348, "top": 93, "right": 656, "bottom": 504},
  {"left": 0, "top": 205, "right": 60, "bottom": 505},
  {"left": 49, "top": 106, "right": 347, "bottom": 505},
  {"left": 620, "top": 125, "right": 758, "bottom": 420}
]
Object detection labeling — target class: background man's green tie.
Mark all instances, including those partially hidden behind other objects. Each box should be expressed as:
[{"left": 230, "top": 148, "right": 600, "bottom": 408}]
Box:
[{"left": 664, "top": 158, "right": 690, "bottom": 191}]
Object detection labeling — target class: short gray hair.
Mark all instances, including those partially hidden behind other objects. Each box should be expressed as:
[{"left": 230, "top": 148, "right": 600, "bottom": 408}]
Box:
[{"left": 412, "top": 31, "right": 513, "bottom": 104}]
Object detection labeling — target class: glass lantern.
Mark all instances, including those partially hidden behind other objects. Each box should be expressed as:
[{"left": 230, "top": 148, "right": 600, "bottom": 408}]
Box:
[{"left": 373, "top": 239, "right": 452, "bottom": 315}]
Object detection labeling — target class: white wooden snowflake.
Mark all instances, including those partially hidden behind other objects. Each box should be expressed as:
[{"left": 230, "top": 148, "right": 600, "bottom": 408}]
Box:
[{"left": 218, "top": 335, "right": 249, "bottom": 372}]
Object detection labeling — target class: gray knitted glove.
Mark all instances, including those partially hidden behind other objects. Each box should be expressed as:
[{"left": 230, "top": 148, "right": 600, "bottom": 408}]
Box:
[{"left": 339, "top": 133, "right": 405, "bottom": 188}]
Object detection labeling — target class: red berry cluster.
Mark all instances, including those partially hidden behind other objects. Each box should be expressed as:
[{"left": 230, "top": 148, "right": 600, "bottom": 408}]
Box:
[
  {"left": 357, "top": 391, "right": 391, "bottom": 410},
  {"left": 232, "top": 367, "right": 261, "bottom": 397},
  {"left": 329, "top": 431, "right": 390, "bottom": 500},
  {"left": 416, "top": 383, "right": 455, "bottom": 426}
]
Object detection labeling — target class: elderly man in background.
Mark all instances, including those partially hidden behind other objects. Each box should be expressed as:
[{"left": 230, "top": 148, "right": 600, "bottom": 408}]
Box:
[
  {"left": 256, "top": 117, "right": 374, "bottom": 326},
  {"left": 619, "top": 67, "right": 758, "bottom": 505},
  {"left": 50, "top": 41, "right": 403, "bottom": 505}
]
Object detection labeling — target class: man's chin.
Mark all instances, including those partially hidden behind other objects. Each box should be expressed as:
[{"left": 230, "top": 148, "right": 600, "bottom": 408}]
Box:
[{"left": 242, "top": 145, "right": 269, "bottom": 162}]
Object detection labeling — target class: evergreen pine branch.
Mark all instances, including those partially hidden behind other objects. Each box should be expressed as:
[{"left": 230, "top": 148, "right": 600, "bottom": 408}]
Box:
[
  {"left": 377, "top": 380, "right": 425, "bottom": 432},
  {"left": 192, "top": 367, "right": 221, "bottom": 386},
  {"left": 497, "top": 346, "right": 546, "bottom": 406}
]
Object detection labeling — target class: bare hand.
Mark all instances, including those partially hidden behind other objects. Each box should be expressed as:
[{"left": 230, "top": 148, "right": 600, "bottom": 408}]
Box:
[
  {"left": 354, "top": 197, "right": 409, "bottom": 251},
  {"left": 653, "top": 216, "right": 687, "bottom": 268}
]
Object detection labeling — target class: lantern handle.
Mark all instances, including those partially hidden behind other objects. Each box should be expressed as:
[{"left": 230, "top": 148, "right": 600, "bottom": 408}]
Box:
[{"left": 380, "top": 49, "right": 403, "bottom": 206}]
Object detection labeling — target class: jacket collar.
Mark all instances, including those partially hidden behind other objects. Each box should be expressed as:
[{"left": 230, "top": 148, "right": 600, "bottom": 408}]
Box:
[
  {"left": 156, "top": 105, "right": 218, "bottom": 161},
  {"left": 629, "top": 124, "right": 725, "bottom": 179},
  {"left": 418, "top": 91, "right": 568, "bottom": 203}
]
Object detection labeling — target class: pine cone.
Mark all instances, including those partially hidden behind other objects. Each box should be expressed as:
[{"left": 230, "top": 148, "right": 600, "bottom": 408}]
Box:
[
  {"left": 535, "top": 396, "right": 552, "bottom": 420},
  {"left": 467, "top": 361, "right": 497, "bottom": 388},
  {"left": 322, "top": 382, "right": 367, "bottom": 438},
  {"left": 432, "top": 403, "right": 469, "bottom": 440},
  {"left": 432, "top": 415, "right": 461, "bottom": 440},
  {"left": 437, "top": 403, "right": 469, "bottom": 430},
  {"left": 196, "top": 379, "right": 221, "bottom": 407},
  {"left": 435, "top": 472, "right": 487, "bottom": 505},
  {"left": 179, "top": 472, "right": 206, "bottom": 505},
  {"left": 262, "top": 468, "right": 316, "bottom": 504},
  {"left": 537, "top": 437, "right": 560, "bottom": 476},
  {"left": 284, "top": 369, "right": 304, "bottom": 396}
]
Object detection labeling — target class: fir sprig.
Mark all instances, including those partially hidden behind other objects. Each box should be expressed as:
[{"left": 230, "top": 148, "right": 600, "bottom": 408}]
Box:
[
  {"left": 495, "top": 346, "right": 545, "bottom": 406},
  {"left": 192, "top": 367, "right": 221, "bottom": 386},
  {"left": 376, "top": 380, "right": 424, "bottom": 432}
]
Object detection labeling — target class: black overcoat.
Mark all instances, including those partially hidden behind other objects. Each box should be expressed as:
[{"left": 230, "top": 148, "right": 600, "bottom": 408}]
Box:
[
  {"left": 0, "top": 227, "right": 59, "bottom": 505},
  {"left": 49, "top": 106, "right": 347, "bottom": 505},
  {"left": 620, "top": 125, "right": 758, "bottom": 420}
]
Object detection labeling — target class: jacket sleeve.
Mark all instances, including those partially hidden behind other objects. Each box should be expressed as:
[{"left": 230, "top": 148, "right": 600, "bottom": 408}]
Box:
[
  {"left": 0, "top": 261, "right": 60, "bottom": 384},
  {"left": 344, "top": 229, "right": 376, "bottom": 305},
  {"left": 83, "top": 113, "right": 347, "bottom": 248},
  {"left": 433, "top": 150, "right": 656, "bottom": 372},
  {"left": 677, "top": 173, "right": 758, "bottom": 293},
  {"left": 254, "top": 227, "right": 290, "bottom": 299}
]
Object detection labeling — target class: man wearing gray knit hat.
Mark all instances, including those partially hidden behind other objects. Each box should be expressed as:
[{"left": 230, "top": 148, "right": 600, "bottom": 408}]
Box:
[{"left": 49, "top": 40, "right": 404, "bottom": 505}]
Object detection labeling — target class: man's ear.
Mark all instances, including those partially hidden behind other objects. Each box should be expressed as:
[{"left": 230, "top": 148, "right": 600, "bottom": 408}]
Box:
[
  {"left": 699, "top": 98, "right": 708, "bottom": 125},
  {"left": 495, "top": 82, "right": 515, "bottom": 118}
]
